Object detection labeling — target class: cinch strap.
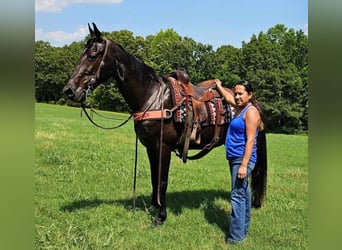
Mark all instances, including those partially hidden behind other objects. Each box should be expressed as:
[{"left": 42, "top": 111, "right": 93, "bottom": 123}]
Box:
[{"left": 133, "top": 109, "right": 173, "bottom": 121}]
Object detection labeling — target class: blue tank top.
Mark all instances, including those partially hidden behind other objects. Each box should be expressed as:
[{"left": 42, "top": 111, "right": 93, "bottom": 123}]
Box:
[{"left": 225, "top": 104, "right": 258, "bottom": 163}]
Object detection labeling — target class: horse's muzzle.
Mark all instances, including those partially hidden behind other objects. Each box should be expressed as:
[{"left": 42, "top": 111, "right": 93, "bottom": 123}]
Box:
[
  {"left": 63, "top": 85, "right": 86, "bottom": 102},
  {"left": 63, "top": 85, "right": 74, "bottom": 98}
]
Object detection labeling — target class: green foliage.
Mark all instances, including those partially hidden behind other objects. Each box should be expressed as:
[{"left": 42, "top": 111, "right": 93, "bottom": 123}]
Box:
[
  {"left": 213, "top": 45, "right": 242, "bottom": 86},
  {"left": 88, "top": 82, "right": 130, "bottom": 112},
  {"left": 148, "top": 28, "right": 186, "bottom": 75},
  {"left": 240, "top": 25, "right": 308, "bottom": 133},
  {"left": 35, "top": 103, "right": 308, "bottom": 249},
  {"left": 35, "top": 40, "right": 84, "bottom": 103},
  {"left": 34, "top": 24, "right": 308, "bottom": 133}
]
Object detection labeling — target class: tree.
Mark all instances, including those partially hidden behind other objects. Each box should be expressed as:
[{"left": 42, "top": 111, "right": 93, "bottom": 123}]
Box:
[
  {"left": 187, "top": 40, "right": 215, "bottom": 83},
  {"left": 35, "top": 40, "right": 84, "bottom": 103},
  {"left": 240, "top": 26, "right": 307, "bottom": 133},
  {"left": 213, "top": 45, "right": 242, "bottom": 86},
  {"left": 147, "top": 30, "right": 216, "bottom": 83},
  {"left": 35, "top": 41, "right": 52, "bottom": 102},
  {"left": 148, "top": 29, "right": 183, "bottom": 75},
  {"left": 34, "top": 24, "right": 308, "bottom": 133},
  {"left": 88, "top": 82, "right": 129, "bottom": 112}
]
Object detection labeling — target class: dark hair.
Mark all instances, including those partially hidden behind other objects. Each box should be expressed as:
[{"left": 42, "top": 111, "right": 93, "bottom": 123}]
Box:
[
  {"left": 234, "top": 80, "right": 254, "bottom": 93},
  {"left": 234, "top": 80, "right": 265, "bottom": 131}
]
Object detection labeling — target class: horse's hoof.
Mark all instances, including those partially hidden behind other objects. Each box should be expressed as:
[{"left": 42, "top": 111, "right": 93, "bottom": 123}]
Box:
[
  {"left": 147, "top": 205, "right": 157, "bottom": 215},
  {"left": 252, "top": 202, "right": 262, "bottom": 209},
  {"left": 152, "top": 217, "right": 164, "bottom": 226}
]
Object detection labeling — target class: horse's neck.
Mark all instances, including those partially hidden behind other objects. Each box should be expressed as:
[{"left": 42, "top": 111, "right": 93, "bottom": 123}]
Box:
[
  {"left": 108, "top": 44, "right": 161, "bottom": 112},
  {"left": 121, "top": 76, "right": 162, "bottom": 112}
]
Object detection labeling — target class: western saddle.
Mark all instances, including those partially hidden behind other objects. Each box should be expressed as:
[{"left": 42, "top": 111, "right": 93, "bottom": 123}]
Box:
[
  {"left": 168, "top": 70, "right": 232, "bottom": 162},
  {"left": 133, "top": 70, "right": 233, "bottom": 162}
]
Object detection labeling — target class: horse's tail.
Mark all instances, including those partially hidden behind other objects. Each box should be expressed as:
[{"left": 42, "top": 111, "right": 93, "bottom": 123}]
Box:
[{"left": 251, "top": 129, "right": 267, "bottom": 208}]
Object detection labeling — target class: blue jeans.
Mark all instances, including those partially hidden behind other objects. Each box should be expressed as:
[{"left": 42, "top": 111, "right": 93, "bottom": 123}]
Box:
[{"left": 227, "top": 157, "right": 255, "bottom": 243}]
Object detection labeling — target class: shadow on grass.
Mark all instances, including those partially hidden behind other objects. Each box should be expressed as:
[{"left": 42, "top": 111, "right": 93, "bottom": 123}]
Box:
[{"left": 61, "top": 189, "right": 231, "bottom": 233}]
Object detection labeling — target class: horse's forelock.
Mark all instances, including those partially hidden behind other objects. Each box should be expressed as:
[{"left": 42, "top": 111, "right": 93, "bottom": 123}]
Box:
[{"left": 86, "top": 37, "right": 97, "bottom": 48}]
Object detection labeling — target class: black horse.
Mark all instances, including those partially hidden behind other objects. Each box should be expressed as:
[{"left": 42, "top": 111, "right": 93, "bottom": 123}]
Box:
[{"left": 63, "top": 23, "right": 267, "bottom": 225}]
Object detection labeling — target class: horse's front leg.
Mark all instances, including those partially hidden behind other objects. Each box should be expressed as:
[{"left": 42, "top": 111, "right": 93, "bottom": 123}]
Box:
[{"left": 147, "top": 144, "right": 171, "bottom": 225}]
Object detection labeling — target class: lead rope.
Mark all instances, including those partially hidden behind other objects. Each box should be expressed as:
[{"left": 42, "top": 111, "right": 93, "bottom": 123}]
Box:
[
  {"left": 157, "top": 81, "right": 165, "bottom": 206},
  {"left": 132, "top": 134, "right": 138, "bottom": 209},
  {"left": 132, "top": 80, "right": 165, "bottom": 209}
]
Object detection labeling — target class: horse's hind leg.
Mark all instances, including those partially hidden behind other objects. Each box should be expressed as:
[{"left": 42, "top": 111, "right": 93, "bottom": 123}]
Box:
[{"left": 146, "top": 145, "right": 171, "bottom": 225}]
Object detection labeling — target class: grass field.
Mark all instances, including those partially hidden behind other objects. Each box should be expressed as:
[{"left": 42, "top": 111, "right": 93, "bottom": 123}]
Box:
[{"left": 35, "top": 103, "right": 308, "bottom": 249}]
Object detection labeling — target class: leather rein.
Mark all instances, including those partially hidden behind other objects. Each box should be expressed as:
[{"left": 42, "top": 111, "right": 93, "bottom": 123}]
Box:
[{"left": 80, "top": 104, "right": 133, "bottom": 130}]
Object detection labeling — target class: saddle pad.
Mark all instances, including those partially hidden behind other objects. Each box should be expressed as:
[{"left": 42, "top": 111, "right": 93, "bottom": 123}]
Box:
[
  {"left": 167, "top": 76, "right": 233, "bottom": 126},
  {"left": 174, "top": 99, "right": 231, "bottom": 125}
]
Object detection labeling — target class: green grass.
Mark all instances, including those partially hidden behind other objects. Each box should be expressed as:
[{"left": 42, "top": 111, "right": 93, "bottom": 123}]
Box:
[{"left": 35, "top": 103, "right": 308, "bottom": 249}]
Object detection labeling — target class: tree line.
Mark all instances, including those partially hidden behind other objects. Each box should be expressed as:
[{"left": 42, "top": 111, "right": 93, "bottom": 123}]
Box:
[{"left": 35, "top": 24, "right": 308, "bottom": 134}]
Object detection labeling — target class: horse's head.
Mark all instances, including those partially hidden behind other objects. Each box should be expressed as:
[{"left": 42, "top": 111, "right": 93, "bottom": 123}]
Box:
[{"left": 63, "top": 23, "right": 112, "bottom": 102}]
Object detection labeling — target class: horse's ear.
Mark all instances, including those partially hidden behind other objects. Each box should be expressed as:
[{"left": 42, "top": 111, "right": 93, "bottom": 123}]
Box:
[
  {"left": 88, "top": 23, "right": 94, "bottom": 37},
  {"left": 92, "top": 23, "right": 102, "bottom": 38}
]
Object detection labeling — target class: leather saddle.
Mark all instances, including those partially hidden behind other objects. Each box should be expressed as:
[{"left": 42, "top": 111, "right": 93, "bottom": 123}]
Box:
[
  {"left": 169, "top": 70, "right": 219, "bottom": 101},
  {"left": 168, "top": 70, "right": 232, "bottom": 162}
]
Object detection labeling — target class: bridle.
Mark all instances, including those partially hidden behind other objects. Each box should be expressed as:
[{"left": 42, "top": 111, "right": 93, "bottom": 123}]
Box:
[
  {"left": 81, "top": 38, "right": 133, "bottom": 130},
  {"left": 86, "top": 76, "right": 96, "bottom": 97},
  {"left": 82, "top": 36, "right": 110, "bottom": 96}
]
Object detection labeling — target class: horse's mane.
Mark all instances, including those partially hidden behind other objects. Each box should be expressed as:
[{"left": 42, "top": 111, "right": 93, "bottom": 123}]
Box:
[
  {"left": 85, "top": 36, "right": 160, "bottom": 85},
  {"left": 115, "top": 42, "right": 160, "bottom": 83}
]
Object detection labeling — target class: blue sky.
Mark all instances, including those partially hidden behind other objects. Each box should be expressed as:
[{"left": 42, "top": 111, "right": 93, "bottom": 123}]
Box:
[{"left": 35, "top": 0, "right": 308, "bottom": 49}]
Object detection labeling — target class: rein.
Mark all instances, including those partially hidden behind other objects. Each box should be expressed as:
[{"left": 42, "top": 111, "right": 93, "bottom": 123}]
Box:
[
  {"left": 157, "top": 81, "right": 165, "bottom": 207},
  {"left": 81, "top": 77, "right": 167, "bottom": 208},
  {"left": 81, "top": 102, "right": 140, "bottom": 209},
  {"left": 81, "top": 104, "right": 132, "bottom": 129}
]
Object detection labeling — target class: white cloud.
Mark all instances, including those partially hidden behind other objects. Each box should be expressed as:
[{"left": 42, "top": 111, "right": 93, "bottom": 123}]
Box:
[
  {"left": 35, "top": 26, "right": 88, "bottom": 46},
  {"left": 35, "top": 0, "right": 123, "bottom": 13}
]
